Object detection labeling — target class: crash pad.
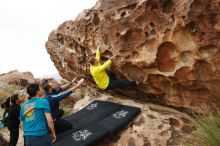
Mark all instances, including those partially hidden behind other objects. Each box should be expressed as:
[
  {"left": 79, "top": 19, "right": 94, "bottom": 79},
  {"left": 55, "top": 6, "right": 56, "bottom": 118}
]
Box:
[{"left": 53, "top": 100, "right": 140, "bottom": 146}]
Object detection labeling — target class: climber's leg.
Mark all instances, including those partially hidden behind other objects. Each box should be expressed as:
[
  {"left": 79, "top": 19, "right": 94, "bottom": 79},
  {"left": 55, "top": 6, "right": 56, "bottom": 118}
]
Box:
[
  {"left": 107, "top": 72, "right": 117, "bottom": 80},
  {"left": 106, "top": 80, "right": 137, "bottom": 90}
]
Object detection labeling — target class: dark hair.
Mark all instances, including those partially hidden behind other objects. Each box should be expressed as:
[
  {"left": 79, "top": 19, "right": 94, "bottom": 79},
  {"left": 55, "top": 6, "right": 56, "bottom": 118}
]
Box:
[
  {"left": 11, "top": 94, "right": 19, "bottom": 104},
  {"left": 27, "top": 83, "right": 40, "bottom": 97},
  {"left": 89, "top": 56, "right": 97, "bottom": 65},
  {"left": 43, "top": 83, "right": 51, "bottom": 93},
  {"left": 1, "top": 97, "right": 11, "bottom": 109},
  {"left": 42, "top": 79, "right": 48, "bottom": 87},
  {"left": 1, "top": 103, "right": 5, "bottom": 108}
]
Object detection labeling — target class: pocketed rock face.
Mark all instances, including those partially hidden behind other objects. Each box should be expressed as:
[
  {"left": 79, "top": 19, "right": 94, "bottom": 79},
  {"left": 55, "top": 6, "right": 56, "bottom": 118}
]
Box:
[{"left": 46, "top": 0, "right": 220, "bottom": 113}]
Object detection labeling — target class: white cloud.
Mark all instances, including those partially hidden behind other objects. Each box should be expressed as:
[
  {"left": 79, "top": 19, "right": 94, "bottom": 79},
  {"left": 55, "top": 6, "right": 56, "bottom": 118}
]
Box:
[{"left": 0, "top": 0, "right": 97, "bottom": 77}]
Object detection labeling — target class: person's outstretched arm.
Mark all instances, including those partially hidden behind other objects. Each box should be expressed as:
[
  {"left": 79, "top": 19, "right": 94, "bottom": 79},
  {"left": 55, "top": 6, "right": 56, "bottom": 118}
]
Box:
[
  {"left": 45, "top": 113, "right": 56, "bottom": 143},
  {"left": 69, "top": 79, "right": 84, "bottom": 92},
  {"left": 50, "top": 79, "right": 84, "bottom": 103},
  {"left": 60, "top": 77, "right": 78, "bottom": 91}
]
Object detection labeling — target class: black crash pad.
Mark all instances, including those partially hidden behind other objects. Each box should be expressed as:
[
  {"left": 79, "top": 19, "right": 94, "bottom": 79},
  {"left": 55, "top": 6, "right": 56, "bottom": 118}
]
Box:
[
  {"left": 53, "top": 100, "right": 141, "bottom": 146},
  {"left": 99, "top": 105, "right": 141, "bottom": 134},
  {"left": 63, "top": 100, "right": 122, "bottom": 132},
  {"left": 53, "top": 123, "right": 108, "bottom": 146}
]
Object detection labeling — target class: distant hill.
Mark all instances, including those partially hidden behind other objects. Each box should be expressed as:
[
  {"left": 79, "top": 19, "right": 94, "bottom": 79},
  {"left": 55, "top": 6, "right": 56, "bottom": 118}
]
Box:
[{"left": 40, "top": 73, "right": 61, "bottom": 80}]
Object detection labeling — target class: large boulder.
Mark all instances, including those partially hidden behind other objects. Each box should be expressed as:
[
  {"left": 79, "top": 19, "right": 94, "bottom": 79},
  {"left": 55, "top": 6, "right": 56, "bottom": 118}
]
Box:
[
  {"left": 46, "top": 0, "right": 220, "bottom": 113},
  {"left": 0, "top": 70, "right": 34, "bottom": 87}
]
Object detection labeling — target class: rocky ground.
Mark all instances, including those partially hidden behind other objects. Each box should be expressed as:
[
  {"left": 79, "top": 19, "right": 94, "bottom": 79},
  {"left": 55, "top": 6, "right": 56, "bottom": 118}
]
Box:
[
  {"left": 0, "top": 86, "right": 194, "bottom": 146},
  {"left": 0, "top": 128, "right": 24, "bottom": 146}
]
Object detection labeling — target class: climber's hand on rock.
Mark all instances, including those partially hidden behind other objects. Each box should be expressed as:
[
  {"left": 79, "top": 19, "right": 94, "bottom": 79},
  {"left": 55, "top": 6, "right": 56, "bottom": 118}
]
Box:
[
  {"left": 71, "top": 77, "right": 78, "bottom": 84},
  {"left": 110, "top": 56, "right": 116, "bottom": 60},
  {"left": 97, "top": 45, "right": 101, "bottom": 50},
  {"left": 71, "top": 78, "right": 84, "bottom": 92},
  {"left": 76, "top": 78, "right": 84, "bottom": 87}
]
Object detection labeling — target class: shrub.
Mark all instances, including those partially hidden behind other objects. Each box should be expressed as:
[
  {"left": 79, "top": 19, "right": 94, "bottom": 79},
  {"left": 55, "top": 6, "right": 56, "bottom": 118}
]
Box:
[
  {"left": 0, "top": 86, "right": 16, "bottom": 102},
  {"left": 185, "top": 112, "right": 220, "bottom": 146}
]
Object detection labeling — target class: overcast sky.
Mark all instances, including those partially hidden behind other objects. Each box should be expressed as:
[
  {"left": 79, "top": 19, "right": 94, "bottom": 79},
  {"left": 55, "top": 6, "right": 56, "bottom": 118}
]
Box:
[{"left": 0, "top": 0, "right": 97, "bottom": 78}]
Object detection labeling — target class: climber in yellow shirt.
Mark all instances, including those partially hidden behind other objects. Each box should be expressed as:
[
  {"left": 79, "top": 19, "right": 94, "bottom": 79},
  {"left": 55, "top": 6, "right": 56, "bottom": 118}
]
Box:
[{"left": 89, "top": 46, "right": 142, "bottom": 90}]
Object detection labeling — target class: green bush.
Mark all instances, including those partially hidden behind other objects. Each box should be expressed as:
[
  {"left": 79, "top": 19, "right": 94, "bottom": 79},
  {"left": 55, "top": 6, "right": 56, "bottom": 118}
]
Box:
[
  {"left": 186, "top": 112, "right": 220, "bottom": 146},
  {"left": 0, "top": 86, "right": 16, "bottom": 102}
]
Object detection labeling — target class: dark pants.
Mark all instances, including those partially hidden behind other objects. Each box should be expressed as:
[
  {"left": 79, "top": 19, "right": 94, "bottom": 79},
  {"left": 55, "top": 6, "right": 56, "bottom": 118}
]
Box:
[
  {"left": 54, "top": 118, "right": 72, "bottom": 133},
  {"left": 24, "top": 136, "right": 26, "bottom": 146},
  {"left": 54, "top": 109, "right": 72, "bottom": 133},
  {"left": 25, "top": 134, "right": 51, "bottom": 146},
  {"left": 8, "top": 128, "right": 19, "bottom": 146},
  {"left": 57, "top": 109, "right": 64, "bottom": 119},
  {"left": 105, "top": 72, "right": 137, "bottom": 90}
]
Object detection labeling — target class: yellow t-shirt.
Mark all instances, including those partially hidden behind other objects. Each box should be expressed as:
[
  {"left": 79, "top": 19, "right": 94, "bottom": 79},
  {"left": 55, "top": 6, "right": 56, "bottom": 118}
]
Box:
[{"left": 90, "top": 47, "right": 112, "bottom": 90}]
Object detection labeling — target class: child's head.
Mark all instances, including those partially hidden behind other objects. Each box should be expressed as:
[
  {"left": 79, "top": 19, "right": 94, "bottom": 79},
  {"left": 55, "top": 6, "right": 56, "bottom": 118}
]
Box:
[
  {"left": 43, "top": 83, "right": 53, "bottom": 94},
  {"left": 42, "top": 78, "right": 60, "bottom": 94},
  {"left": 1, "top": 97, "right": 11, "bottom": 109},
  {"left": 11, "top": 94, "right": 22, "bottom": 104}
]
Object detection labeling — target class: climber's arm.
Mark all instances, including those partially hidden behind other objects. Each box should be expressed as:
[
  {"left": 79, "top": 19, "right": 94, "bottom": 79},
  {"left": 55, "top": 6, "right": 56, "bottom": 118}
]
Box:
[
  {"left": 96, "top": 46, "right": 101, "bottom": 63},
  {"left": 93, "top": 60, "right": 112, "bottom": 72}
]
